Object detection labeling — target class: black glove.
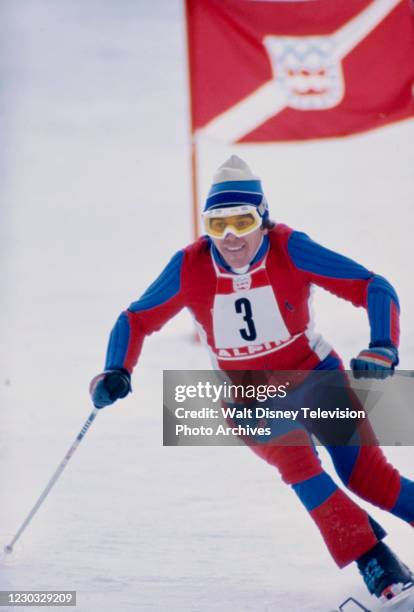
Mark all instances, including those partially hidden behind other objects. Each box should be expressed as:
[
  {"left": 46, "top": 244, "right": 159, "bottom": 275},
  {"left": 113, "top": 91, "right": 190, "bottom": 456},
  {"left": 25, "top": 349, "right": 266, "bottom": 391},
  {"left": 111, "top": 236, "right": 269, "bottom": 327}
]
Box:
[{"left": 89, "top": 369, "right": 131, "bottom": 408}]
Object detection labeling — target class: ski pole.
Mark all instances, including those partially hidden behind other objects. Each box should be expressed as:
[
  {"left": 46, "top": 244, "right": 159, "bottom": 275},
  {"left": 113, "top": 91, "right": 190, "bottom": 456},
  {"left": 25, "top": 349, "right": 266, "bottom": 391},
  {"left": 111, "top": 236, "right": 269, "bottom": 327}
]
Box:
[{"left": 4, "top": 407, "right": 99, "bottom": 554}]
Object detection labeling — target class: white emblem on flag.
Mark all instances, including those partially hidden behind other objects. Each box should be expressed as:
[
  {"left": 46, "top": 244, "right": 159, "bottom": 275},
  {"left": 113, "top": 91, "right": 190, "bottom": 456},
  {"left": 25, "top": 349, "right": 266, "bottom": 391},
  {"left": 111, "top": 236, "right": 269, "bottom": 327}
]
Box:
[
  {"left": 263, "top": 36, "right": 344, "bottom": 110},
  {"left": 233, "top": 274, "right": 252, "bottom": 292}
]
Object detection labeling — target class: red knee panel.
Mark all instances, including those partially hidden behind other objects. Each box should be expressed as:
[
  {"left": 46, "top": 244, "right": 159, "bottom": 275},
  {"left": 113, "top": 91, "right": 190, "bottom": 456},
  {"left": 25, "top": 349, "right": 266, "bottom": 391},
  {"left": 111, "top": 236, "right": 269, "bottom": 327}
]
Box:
[
  {"left": 348, "top": 446, "right": 401, "bottom": 511},
  {"left": 310, "top": 489, "right": 379, "bottom": 567},
  {"left": 250, "top": 430, "right": 323, "bottom": 484},
  {"left": 341, "top": 386, "right": 400, "bottom": 510}
]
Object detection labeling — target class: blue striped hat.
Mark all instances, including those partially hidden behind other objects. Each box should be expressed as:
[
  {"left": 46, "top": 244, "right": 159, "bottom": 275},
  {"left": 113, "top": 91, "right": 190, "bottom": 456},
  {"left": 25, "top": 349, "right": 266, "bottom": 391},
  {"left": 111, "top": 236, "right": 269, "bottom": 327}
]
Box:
[{"left": 203, "top": 155, "right": 269, "bottom": 221}]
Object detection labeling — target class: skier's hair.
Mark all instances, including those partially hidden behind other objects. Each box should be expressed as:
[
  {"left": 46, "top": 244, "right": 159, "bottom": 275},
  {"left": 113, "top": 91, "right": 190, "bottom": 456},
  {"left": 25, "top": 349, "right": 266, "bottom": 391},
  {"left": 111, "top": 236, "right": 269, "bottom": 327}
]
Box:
[{"left": 262, "top": 218, "right": 276, "bottom": 230}]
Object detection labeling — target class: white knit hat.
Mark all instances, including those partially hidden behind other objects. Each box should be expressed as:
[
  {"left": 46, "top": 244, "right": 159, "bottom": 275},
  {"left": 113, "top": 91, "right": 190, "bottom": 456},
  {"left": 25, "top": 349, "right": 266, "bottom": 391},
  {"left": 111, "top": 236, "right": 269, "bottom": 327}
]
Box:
[{"left": 204, "top": 155, "right": 269, "bottom": 220}]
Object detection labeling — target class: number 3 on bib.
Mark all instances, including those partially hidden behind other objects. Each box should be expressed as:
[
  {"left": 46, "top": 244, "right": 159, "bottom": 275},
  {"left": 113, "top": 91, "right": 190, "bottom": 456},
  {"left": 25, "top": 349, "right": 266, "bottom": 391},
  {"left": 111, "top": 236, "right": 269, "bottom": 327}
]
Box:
[{"left": 235, "top": 298, "right": 257, "bottom": 341}]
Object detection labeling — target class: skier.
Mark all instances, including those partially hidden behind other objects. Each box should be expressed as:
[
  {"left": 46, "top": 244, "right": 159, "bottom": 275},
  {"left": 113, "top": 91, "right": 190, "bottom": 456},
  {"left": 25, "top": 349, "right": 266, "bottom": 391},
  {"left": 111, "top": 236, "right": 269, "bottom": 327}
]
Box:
[{"left": 90, "top": 156, "right": 414, "bottom": 608}]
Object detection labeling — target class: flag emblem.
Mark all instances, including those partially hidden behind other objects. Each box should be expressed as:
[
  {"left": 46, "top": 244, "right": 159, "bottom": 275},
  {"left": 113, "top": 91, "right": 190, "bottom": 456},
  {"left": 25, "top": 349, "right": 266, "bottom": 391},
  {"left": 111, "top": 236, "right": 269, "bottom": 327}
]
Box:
[{"left": 263, "top": 36, "right": 344, "bottom": 110}]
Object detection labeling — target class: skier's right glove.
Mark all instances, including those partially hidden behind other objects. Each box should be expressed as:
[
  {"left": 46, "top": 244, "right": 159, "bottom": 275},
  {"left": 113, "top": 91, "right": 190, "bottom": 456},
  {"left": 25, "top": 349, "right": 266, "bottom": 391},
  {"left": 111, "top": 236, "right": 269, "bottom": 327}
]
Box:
[{"left": 89, "top": 368, "right": 131, "bottom": 408}]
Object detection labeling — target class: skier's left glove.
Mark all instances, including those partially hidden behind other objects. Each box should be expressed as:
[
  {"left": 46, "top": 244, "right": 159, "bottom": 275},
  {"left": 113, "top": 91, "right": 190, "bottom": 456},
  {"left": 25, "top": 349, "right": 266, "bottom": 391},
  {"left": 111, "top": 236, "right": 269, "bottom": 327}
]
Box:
[
  {"left": 350, "top": 345, "right": 399, "bottom": 379},
  {"left": 89, "top": 368, "right": 131, "bottom": 408}
]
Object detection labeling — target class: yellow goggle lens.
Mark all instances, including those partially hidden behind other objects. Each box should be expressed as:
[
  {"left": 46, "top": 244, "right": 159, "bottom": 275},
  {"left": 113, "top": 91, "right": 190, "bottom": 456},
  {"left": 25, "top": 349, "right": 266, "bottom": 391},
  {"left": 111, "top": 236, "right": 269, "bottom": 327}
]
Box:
[{"left": 205, "top": 213, "right": 259, "bottom": 237}]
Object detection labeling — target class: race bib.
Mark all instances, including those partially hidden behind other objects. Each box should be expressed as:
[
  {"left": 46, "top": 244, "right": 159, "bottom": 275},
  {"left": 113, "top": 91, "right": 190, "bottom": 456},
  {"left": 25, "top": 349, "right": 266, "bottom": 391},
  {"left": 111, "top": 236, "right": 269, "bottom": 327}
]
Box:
[{"left": 213, "top": 285, "right": 290, "bottom": 349}]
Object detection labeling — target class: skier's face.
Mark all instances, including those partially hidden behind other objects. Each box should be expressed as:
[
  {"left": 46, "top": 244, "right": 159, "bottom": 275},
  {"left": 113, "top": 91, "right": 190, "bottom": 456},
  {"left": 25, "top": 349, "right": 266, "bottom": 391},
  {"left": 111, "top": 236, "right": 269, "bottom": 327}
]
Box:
[{"left": 211, "top": 226, "right": 266, "bottom": 269}]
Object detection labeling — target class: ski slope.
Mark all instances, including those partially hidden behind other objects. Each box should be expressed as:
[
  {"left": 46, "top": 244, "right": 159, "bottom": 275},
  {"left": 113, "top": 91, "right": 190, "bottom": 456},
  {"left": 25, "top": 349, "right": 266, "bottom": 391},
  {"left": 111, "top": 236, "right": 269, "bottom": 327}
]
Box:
[{"left": 1, "top": 1, "right": 414, "bottom": 611}]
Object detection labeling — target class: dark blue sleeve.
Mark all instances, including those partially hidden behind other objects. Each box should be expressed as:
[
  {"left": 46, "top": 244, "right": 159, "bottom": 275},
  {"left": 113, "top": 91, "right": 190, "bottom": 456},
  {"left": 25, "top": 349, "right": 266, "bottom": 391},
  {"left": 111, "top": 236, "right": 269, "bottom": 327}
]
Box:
[
  {"left": 287, "top": 231, "right": 400, "bottom": 347},
  {"left": 104, "top": 250, "right": 185, "bottom": 371},
  {"left": 288, "top": 231, "right": 372, "bottom": 280}
]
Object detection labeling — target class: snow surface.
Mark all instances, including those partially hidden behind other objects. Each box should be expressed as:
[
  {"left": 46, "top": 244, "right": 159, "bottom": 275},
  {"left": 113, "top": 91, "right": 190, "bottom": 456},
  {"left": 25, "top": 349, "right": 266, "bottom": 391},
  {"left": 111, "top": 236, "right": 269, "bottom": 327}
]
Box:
[{"left": 1, "top": 1, "right": 414, "bottom": 611}]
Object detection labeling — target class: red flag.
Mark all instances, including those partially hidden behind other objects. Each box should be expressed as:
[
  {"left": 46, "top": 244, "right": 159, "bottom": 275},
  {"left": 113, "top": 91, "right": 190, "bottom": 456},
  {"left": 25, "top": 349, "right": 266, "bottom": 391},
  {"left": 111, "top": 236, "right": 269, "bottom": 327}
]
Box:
[{"left": 185, "top": 0, "right": 414, "bottom": 142}]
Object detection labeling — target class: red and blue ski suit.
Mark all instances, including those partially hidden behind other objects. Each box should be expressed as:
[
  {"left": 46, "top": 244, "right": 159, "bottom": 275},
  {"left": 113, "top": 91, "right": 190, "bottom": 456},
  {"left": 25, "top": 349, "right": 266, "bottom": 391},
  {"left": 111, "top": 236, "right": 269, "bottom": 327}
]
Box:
[{"left": 104, "top": 224, "right": 413, "bottom": 567}]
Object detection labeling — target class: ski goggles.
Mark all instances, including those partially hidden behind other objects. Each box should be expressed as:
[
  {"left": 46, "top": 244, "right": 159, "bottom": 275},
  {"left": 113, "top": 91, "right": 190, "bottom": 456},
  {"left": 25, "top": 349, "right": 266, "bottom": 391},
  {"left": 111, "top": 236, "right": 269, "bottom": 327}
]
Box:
[{"left": 202, "top": 205, "right": 262, "bottom": 239}]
